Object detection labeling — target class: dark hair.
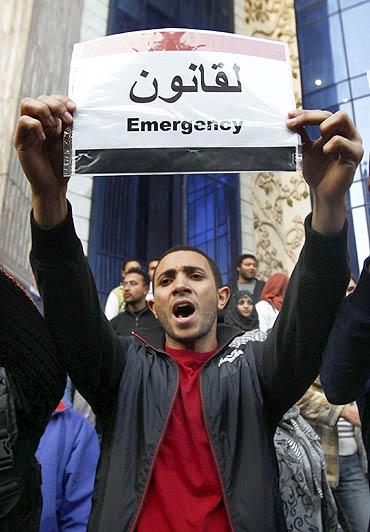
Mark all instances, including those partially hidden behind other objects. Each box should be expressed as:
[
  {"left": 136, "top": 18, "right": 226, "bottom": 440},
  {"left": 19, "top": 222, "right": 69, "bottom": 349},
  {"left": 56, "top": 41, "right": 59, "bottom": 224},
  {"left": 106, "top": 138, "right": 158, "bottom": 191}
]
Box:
[
  {"left": 153, "top": 245, "right": 223, "bottom": 289},
  {"left": 125, "top": 267, "right": 150, "bottom": 287},
  {"left": 235, "top": 253, "right": 257, "bottom": 269},
  {"left": 122, "top": 258, "right": 141, "bottom": 271},
  {"left": 148, "top": 257, "right": 160, "bottom": 264}
]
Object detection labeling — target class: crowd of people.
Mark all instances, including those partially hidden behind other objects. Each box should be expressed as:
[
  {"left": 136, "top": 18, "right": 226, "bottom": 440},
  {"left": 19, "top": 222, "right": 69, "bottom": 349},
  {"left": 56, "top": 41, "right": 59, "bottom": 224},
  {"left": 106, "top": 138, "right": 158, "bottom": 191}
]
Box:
[{"left": 0, "top": 94, "right": 369, "bottom": 532}]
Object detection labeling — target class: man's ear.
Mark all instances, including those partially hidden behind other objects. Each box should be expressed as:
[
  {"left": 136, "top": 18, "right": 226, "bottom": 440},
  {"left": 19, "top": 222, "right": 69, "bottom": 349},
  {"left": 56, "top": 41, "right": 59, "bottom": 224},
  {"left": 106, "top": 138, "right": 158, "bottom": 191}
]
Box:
[
  {"left": 147, "top": 297, "right": 158, "bottom": 318},
  {"left": 217, "top": 286, "right": 230, "bottom": 310}
]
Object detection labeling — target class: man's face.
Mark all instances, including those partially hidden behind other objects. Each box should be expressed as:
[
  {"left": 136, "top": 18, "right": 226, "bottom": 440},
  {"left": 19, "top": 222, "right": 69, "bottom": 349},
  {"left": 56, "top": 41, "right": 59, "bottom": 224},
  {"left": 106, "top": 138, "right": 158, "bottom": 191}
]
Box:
[
  {"left": 150, "top": 251, "right": 229, "bottom": 349},
  {"left": 148, "top": 260, "right": 159, "bottom": 281},
  {"left": 123, "top": 273, "right": 148, "bottom": 305},
  {"left": 237, "top": 297, "right": 254, "bottom": 318},
  {"left": 122, "top": 261, "right": 141, "bottom": 278},
  {"left": 237, "top": 258, "right": 257, "bottom": 281}
]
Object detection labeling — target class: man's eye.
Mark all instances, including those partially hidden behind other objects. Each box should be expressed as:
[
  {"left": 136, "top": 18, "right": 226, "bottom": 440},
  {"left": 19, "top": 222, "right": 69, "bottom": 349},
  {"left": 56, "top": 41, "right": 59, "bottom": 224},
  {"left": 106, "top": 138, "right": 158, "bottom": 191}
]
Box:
[
  {"left": 190, "top": 273, "right": 203, "bottom": 280},
  {"left": 160, "top": 278, "right": 172, "bottom": 286}
]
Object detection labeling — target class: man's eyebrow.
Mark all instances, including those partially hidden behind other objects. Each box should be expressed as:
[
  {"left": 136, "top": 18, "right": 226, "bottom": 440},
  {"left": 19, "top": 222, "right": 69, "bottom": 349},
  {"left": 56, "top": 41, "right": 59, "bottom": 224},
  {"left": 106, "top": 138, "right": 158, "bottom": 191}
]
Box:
[{"left": 157, "top": 265, "right": 207, "bottom": 279}]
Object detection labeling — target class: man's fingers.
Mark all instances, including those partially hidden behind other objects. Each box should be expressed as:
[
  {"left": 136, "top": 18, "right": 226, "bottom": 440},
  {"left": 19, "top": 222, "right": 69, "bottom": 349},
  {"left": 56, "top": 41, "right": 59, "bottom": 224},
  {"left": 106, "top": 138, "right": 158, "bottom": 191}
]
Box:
[
  {"left": 322, "top": 135, "right": 364, "bottom": 165},
  {"left": 287, "top": 109, "right": 361, "bottom": 142},
  {"left": 287, "top": 109, "right": 332, "bottom": 129},
  {"left": 320, "top": 110, "right": 362, "bottom": 143},
  {"left": 37, "top": 95, "right": 75, "bottom": 124},
  {"left": 14, "top": 116, "right": 46, "bottom": 149},
  {"left": 19, "top": 96, "right": 76, "bottom": 129}
]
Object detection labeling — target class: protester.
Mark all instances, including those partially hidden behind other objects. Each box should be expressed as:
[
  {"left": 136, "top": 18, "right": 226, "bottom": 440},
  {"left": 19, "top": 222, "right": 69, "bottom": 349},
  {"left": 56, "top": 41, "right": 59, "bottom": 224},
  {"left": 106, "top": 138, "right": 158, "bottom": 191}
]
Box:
[
  {"left": 274, "top": 405, "right": 338, "bottom": 531},
  {"left": 224, "top": 290, "right": 265, "bottom": 342},
  {"left": 36, "top": 397, "right": 100, "bottom": 532},
  {"left": 297, "top": 377, "right": 369, "bottom": 531},
  {"left": 0, "top": 268, "right": 65, "bottom": 531},
  {"left": 320, "top": 257, "right": 370, "bottom": 487},
  {"left": 109, "top": 268, "right": 158, "bottom": 335},
  {"left": 104, "top": 258, "right": 141, "bottom": 320},
  {"left": 13, "top": 94, "right": 363, "bottom": 531},
  {"left": 231, "top": 253, "right": 265, "bottom": 301},
  {"left": 255, "top": 273, "right": 289, "bottom": 332}
]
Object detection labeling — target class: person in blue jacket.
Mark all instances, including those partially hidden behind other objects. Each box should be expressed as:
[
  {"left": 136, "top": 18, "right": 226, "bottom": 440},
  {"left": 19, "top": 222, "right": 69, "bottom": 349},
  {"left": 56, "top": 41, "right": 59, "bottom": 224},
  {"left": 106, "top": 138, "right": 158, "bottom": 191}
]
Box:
[{"left": 36, "top": 397, "right": 100, "bottom": 532}]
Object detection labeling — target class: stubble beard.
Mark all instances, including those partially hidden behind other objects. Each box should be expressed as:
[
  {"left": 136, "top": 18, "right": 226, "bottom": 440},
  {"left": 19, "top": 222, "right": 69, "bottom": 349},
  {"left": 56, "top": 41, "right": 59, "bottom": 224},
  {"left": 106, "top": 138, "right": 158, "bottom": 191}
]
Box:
[{"left": 157, "top": 301, "right": 218, "bottom": 346}]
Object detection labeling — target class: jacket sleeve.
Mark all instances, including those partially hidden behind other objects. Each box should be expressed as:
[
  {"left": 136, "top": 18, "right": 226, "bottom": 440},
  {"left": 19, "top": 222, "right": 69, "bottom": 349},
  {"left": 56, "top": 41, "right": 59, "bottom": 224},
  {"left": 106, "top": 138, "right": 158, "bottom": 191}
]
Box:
[
  {"left": 29, "top": 202, "right": 125, "bottom": 419},
  {"left": 296, "top": 380, "right": 344, "bottom": 427},
  {"left": 0, "top": 268, "right": 66, "bottom": 433},
  {"left": 59, "top": 416, "right": 100, "bottom": 532},
  {"left": 253, "top": 214, "right": 350, "bottom": 423},
  {"left": 320, "top": 258, "right": 370, "bottom": 404}
]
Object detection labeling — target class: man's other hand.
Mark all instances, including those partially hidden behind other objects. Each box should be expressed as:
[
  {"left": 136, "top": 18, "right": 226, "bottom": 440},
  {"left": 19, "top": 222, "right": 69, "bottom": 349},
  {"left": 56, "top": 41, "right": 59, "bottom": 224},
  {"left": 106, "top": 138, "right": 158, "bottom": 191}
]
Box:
[
  {"left": 287, "top": 109, "right": 363, "bottom": 234},
  {"left": 14, "top": 95, "right": 76, "bottom": 228},
  {"left": 341, "top": 403, "right": 362, "bottom": 427}
]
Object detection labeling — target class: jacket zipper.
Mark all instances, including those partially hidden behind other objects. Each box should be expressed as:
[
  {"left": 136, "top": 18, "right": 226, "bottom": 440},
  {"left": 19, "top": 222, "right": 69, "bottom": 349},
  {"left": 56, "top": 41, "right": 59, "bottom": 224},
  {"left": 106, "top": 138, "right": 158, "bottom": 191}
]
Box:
[
  {"left": 199, "top": 363, "right": 236, "bottom": 532},
  {"left": 129, "top": 333, "right": 180, "bottom": 531}
]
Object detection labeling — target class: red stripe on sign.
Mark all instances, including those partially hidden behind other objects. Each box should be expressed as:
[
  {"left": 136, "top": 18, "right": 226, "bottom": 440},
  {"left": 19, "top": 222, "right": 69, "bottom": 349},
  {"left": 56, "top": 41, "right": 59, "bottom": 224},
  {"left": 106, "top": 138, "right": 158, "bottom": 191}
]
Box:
[{"left": 77, "top": 28, "right": 286, "bottom": 62}]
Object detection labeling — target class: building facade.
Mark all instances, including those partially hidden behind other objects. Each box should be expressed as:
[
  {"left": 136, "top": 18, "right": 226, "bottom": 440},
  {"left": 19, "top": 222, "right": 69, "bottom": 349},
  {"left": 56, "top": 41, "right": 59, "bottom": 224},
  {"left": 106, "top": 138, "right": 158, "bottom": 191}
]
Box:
[{"left": 295, "top": 0, "right": 370, "bottom": 276}]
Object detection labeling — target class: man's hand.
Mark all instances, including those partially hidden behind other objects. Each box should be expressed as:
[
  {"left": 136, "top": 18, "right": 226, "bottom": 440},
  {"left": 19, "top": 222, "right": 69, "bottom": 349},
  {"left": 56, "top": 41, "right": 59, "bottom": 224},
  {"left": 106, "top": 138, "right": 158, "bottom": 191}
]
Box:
[
  {"left": 287, "top": 110, "right": 363, "bottom": 234},
  {"left": 341, "top": 403, "right": 361, "bottom": 427},
  {"left": 14, "top": 95, "right": 76, "bottom": 228}
]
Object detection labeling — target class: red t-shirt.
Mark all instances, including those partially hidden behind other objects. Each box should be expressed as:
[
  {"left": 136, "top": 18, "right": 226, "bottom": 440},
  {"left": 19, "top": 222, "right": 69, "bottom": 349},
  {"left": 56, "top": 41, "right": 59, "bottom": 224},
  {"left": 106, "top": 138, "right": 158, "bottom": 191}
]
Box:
[{"left": 136, "top": 346, "right": 231, "bottom": 531}]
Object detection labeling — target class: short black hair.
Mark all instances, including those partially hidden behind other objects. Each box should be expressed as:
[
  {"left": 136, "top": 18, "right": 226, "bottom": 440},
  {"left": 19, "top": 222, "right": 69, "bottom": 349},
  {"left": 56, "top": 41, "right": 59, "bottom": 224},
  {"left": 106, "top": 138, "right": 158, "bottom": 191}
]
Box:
[
  {"left": 148, "top": 257, "right": 160, "bottom": 264},
  {"left": 235, "top": 253, "right": 257, "bottom": 269},
  {"left": 122, "top": 258, "right": 141, "bottom": 271},
  {"left": 125, "top": 267, "right": 150, "bottom": 287},
  {"left": 153, "top": 245, "right": 223, "bottom": 289}
]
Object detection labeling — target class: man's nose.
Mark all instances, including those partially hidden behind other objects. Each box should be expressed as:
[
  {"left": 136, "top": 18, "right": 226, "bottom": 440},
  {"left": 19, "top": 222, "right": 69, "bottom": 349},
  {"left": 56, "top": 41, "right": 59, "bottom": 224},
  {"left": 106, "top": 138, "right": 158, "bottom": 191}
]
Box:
[{"left": 172, "top": 273, "right": 191, "bottom": 294}]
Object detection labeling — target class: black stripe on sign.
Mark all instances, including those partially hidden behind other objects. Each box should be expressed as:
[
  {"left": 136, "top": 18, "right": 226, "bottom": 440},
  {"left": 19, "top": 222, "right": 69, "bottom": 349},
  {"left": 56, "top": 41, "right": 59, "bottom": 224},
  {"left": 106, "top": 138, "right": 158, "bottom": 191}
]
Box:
[{"left": 75, "top": 146, "right": 297, "bottom": 175}]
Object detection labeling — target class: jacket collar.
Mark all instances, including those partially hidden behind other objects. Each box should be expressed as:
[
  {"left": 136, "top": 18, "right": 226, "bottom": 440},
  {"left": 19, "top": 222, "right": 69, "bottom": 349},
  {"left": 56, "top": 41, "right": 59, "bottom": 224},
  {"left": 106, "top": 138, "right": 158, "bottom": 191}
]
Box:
[{"left": 132, "top": 323, "right": 244, "bottom": 355}]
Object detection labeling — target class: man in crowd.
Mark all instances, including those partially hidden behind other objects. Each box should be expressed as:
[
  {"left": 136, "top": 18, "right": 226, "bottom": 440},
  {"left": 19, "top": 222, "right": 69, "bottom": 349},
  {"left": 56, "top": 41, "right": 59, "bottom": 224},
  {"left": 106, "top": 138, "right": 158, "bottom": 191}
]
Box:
[
  {"left": 104, "top": 258, "right": 141, "bottom": 320},
  {"left": 109, "top": 268, "right": 158, "bottom": 336},
  {"left": 233, "top": 253, "right": 265, "bottom": 301},
  {"left": 13, "top": 95, "right": 363, "bottom": 531}
]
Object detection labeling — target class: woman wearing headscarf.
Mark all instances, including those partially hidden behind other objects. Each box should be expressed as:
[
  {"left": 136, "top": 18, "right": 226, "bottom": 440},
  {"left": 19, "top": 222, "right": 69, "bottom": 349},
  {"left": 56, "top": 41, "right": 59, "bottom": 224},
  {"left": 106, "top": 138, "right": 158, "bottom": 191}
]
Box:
[
  {"left": 255, "top": 273, "right": 289, "bottom": 333},
  {"left": 224, "top": 290, "right": 266, "bottom": 343}
]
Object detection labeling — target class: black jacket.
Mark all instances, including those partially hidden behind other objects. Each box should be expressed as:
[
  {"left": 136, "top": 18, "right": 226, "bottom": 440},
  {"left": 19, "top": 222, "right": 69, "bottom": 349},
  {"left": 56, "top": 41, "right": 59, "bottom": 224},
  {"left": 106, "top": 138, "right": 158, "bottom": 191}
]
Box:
[
  {"left": 0, "top": 269, "right": 65, "bottom": 531},
  {"left": 30, "top": 204, "right": 349, "bottom": 532},
  {"left": 110, "top": 306, "right": 158, "bottom": 336}
]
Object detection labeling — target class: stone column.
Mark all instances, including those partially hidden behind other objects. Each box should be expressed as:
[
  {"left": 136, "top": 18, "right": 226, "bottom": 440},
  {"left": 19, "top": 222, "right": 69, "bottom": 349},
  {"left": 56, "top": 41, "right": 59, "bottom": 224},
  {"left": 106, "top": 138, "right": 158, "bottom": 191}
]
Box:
[{"left": 235, "top": 0, "right": 311, "bottom": 277}]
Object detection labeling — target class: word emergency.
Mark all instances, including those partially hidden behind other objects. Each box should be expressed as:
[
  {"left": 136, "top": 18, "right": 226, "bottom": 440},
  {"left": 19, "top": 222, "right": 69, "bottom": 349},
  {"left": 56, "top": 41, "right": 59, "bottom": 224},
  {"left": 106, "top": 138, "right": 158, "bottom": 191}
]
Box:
[{"left": 127, "top": 117, "right": 244, "bottom": 135}]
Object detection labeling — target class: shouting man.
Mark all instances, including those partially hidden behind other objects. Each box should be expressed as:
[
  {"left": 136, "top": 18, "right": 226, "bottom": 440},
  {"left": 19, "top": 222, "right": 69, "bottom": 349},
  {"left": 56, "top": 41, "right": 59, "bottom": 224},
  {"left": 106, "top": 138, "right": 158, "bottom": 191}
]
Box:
[{"left": 12, "top": 95, "right": 363, "bottom": 531}]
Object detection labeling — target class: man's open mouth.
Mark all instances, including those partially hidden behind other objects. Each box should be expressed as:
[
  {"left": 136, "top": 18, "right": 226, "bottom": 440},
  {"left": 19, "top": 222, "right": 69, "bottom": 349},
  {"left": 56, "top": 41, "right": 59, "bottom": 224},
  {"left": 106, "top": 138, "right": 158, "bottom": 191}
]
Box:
[{"left": 173, "top": 301, "right": 196, "bottom": 320}]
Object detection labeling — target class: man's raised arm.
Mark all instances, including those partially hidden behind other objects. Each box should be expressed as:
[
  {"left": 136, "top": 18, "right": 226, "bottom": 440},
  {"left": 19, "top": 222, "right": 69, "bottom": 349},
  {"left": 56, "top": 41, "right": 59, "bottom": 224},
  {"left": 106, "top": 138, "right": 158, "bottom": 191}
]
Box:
[
  {"left": 14, "top": 95, "right": 125, "bottom": 417},
  {"left": 253, "top": 110, "right": 363, "bottom": 422}
]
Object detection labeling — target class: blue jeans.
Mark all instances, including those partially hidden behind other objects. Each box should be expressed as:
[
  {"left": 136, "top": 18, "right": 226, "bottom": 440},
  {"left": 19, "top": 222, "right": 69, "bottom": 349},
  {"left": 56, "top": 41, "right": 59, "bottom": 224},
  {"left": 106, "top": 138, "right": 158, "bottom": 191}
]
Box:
[{"left": 333, "top": 453, "right": 370, "bottom": 532}]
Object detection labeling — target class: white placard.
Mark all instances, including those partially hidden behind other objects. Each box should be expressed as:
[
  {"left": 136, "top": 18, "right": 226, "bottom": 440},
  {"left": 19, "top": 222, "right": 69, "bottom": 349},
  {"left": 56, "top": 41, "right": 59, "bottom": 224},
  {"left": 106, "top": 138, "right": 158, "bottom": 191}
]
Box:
[{"left": 66, "top": 29, "right": 300, "bottom": 176}]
